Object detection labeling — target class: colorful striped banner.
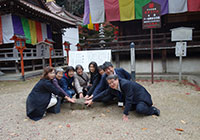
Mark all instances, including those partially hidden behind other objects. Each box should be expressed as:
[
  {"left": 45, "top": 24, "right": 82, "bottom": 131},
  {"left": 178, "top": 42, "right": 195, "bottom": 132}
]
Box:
[
  {"left": 135, "top": 0, "right": 151, "bottom": 19},
  {"left": 12, "top": 15, "right": 24, "bottom": 36},
  {"left": 104, "top": 0, "right": 120, "bottom": 21},
  {"left": 88, "top": 14, "right": 94, "bottom": 30},
  {"left": 0, "top": 17, "right": 3, "bottom": 44},
  {"left": 47, "top": 24, "right": 52, "bottom": 39},
  {"left": 118, "top": 0, "right": 135, "bottom": 21},
  {"left": 152, "top": 0, "right": 169, "bottom": 15},
  {"left": 21, "top": 17, "right": 31, "bottom": 44},
  {"left": 35, "top": 21, "right": 43, "bottom": 42},
  {"left": 188, "top": 0, "right": 200, "bottom": 11},
  {"left": 28, "top": 20, "right": 37, "bottom": 45},
  {"left": 41, "top": 23, "right": 48, "bottom": 41}
]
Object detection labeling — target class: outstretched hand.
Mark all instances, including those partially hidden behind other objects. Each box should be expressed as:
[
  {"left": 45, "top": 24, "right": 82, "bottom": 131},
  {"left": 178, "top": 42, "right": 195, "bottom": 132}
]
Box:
[
  {"left": 65, "top": 96, "right": 76, "bottom": 103},
  {"left": 122, "top": 114, "right": 129, "bottom": 121},
  {"left": 84, "top": 99, "right": 93, "bottom": 106}
]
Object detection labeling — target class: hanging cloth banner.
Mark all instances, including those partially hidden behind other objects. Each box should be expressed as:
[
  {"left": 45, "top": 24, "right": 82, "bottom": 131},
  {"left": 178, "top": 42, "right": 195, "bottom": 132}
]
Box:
[
  {"left": 28, "top": 20, "right": 37, "bottom": 45},
  {"left": 0, "top": 17, "right": 3, "bottom": 44},
  {"left": 87, "top": 14, "right": 94, "bottom": 30},
  {"left": 41, "top": 23, "right": 47, "bottom": 41},
  {"left": 104, "top": 0, "right": 120, "bottom": 21},
  {"left": 88, "top": 0, "right": 105, "bottom": 23},
  {"left": 152, "top": 0, "right": 169, "bottom": 15},
  {"left": 35, "top": 21, "right": 43, "bottom": 42},
  {"left": 118, "top": 0, "right": 135, "bottom": 21},
  {"left": 83, "top": 0, "right": 90, "bottom": 25},
  {"left": 12, "top": 15, "right": 24, "bottom": 36},
  {"left": 21, "top": 17, "right": 31, "bottom": 44},
  {"left": 135, "top": 0, "right": 151, "bottom": 19},
  {"left": 1, "top": 14, "right": 14, "bottom": 44},
  {"left": 47, "top": 24, "right": 52, "bottom": 39},
  {"left": 188, "top": 0, "right": 200, "bottom": 12},
  {"left": 169, "top": 0, "right": 188, "bottom": 14}
]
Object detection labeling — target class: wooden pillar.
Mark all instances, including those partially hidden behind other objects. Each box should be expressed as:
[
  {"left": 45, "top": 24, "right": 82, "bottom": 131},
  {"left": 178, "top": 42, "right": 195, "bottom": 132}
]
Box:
[
  {"left": 162, "top": 49, "right": 167, "bottom": 73},
  {"left": 115, "top": 52, "right": 120, "bottom": 68}
]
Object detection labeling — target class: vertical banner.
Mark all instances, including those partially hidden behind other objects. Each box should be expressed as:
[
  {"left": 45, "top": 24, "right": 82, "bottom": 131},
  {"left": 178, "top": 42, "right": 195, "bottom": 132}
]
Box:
[
  {"left": 21, "top": 17, "right": 31, "bottom": 44},
  {"left": 41, "top": 23, "right": 47, "bottom": 41},
  {"left": 104, "top": 0, "right": 120, "bottom": 21},
  {"left": 83, "top": 0, "right": 90, "bottom": 25},
  {"left": 88, "top": 0, "right": 105, "bottom": 23},
  {"left": 47, "top": 24, "right": 52, "bottom": 39},
  {"left": 1, "top": 14, "right": 14, "bottom": 44},
  {"left": 12, "top": 15, "right": 24, "bottom": 35},
  {"left": 169, "top": 0, "right": 188, "bottom": 13},
  {"left": 152, "top": 0, "right": 169, "bottom": 15},
  {"left": 135, "top": 0, "right": 151, "bottom": 19},
  {"left": 118, "top": 0, "right": 135, "bottom": 21},
  {"left": 188, "top": 0, "right": 200, "bottom": 12},
  {"left": 28, "top": 20, "right": 37, "bottom": 45},
  {"left": 35, "top": 21, "right": 43, "bottom": 42}
]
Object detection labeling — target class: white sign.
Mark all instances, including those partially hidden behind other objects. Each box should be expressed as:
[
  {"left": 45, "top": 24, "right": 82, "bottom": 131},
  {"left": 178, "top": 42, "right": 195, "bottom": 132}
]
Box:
[
  {"left": 175, "top": 42, "right": 187, "bottom": 57},
  {"left": 69, "top": 50, "right": 111, "bottom": 72},
  {"left": 171, "top": 27, "right": 193, "bottom": 42}
]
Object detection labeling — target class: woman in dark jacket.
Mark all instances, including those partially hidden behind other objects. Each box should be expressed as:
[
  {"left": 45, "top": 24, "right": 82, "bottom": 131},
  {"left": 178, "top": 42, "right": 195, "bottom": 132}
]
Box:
[
  {"left": 85, "top": 62, "right": 101, "bottom": 99},
  {"left": 26, "top": 67, "right": 68, "bottom": 121}
]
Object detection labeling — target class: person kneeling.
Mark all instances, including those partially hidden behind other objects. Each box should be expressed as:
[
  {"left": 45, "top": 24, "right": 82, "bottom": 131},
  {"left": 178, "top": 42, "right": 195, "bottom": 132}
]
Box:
[
  {"left": 26, "top": 67, "right": 72, "bottom": 121},
  {"left": 85, "top": 75, "right": 160, "bottom": 121}
]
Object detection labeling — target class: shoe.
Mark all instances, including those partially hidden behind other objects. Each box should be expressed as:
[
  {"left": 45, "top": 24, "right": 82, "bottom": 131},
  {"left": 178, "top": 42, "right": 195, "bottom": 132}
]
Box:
[{"left": 152, "top": 107, "right": 160, "bottom": 116}]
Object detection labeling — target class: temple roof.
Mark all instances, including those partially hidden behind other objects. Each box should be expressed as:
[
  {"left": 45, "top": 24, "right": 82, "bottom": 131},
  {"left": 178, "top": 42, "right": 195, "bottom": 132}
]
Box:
[{"left": 0, "top": 0, "right": 82, "bottom": 27}]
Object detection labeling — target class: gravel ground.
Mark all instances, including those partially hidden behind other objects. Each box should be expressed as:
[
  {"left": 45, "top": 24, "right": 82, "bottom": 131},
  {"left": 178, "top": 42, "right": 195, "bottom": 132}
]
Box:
[{"left": 0, "top": 77, "right": 200, "bottom": 140}]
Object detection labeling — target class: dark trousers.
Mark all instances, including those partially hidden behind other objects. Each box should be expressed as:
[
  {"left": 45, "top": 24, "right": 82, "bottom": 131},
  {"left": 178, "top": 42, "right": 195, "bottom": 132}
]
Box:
[{"left": 133, "top": 102, "right": 155, "bottom": 115}]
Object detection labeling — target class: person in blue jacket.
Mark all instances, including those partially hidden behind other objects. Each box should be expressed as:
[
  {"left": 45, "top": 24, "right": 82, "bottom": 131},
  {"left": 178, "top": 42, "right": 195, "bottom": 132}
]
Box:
[
  {"left": 60, "top": 66, "right": 75, "bottom": 98},
  {"left": 85, "top": 75, "right": 160, "bottom": 121},
  {"left": 26, "top": 67, "right": 69, "bottom": 121},
  {"left": 92, "top": 61, "right": 131, "bottom": 102}
]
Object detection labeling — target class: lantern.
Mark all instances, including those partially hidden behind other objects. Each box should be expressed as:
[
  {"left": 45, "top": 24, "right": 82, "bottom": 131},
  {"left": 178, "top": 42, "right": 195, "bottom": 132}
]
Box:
[
  {"left": 10, "top": 35, "right": 27, "bottom": 81},
  {"left": 63, "top": 41, "right": 71, "bottom": 65}
]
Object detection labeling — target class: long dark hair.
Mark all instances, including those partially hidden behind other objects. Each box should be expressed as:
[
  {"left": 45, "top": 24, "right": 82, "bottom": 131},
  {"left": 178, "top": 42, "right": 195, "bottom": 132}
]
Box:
[
  {"left": 89, "top": 61, "right": 98, "bottom": 74},
  {"left": 41, "top": 66, "right": 54, "bottom": 80}
]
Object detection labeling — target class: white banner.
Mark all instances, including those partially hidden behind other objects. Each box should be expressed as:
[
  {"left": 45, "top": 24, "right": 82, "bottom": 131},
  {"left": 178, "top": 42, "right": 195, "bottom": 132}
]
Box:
[{"left": 69, "top": 50, "right": 111, "bottom": 72}]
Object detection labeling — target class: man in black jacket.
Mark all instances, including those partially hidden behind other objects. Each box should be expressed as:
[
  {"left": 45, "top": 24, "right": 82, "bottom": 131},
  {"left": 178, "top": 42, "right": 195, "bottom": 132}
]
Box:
[
  {"left": 91, "top": 62, "right": 131, "bottom": 103},
  {"left": 85, "top": 75, "right": 160, "bottom": 121}
]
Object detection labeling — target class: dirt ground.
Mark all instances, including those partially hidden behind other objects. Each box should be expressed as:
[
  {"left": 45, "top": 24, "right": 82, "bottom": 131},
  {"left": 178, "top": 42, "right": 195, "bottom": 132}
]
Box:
[{"left": 0, "top": 77, "right": 200, "bottom": 140}]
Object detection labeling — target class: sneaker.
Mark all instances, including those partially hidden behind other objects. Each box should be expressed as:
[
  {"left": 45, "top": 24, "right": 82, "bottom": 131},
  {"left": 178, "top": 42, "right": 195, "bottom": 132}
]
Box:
[{"left": 152, "top": 107, "right": 160, "bottom": 116}]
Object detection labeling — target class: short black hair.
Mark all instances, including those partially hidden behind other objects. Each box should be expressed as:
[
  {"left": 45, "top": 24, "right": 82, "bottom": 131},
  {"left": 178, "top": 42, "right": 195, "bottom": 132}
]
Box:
[
  {"left": 65, "top": 66, "right": 75, "bottom": 73},
  {"left": 75, "top": 64, "right": 84, "bottom": 72},
  {"left": 98, "top": 65, "right": 105, "bottom": 71},
  {"left": 103, "top": 61, "right": 113, "bottom": 70},
  {"left": 106, "top": 74, "right": 118, "bottom": 81}
]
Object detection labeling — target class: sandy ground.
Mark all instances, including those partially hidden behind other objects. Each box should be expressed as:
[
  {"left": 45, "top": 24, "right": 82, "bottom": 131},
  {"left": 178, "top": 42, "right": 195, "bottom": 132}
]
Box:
[{"left": 0, "top": 77, "right": 200, "bottom": 140}]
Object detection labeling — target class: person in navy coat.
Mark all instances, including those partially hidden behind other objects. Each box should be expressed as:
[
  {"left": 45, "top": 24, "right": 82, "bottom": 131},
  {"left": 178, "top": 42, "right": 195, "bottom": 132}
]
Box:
[
  {"left": 92, "top": 61, "right": 131, "bottom": 102},
  {"left": 26, "top": 67, "right": 68, "bottom": 121},
  {"left": 85, "top": 75, "right": 160, "bottom": 121},
  {"left": 60, "top": 66, "right": 76, "bottom": 98}
]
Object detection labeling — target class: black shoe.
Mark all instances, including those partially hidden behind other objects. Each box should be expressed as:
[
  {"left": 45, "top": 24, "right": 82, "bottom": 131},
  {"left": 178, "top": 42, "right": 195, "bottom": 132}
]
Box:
[{"left": 152, "top": 107, "right": 160, "bottom": 116}]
